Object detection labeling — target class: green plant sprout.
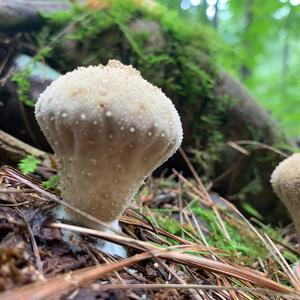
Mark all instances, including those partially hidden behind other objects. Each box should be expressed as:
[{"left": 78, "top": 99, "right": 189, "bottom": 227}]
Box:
[
  {"left": 42, "top": 175, "right": 60, "bottom": 191},
  {"left": 18, "top": 155, "right": 41, "bottom": 175}
]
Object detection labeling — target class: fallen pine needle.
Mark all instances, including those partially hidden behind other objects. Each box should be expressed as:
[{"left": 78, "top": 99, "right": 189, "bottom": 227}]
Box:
[
  {"left": 88, "top": 283, "right": 300, "bottom": 298},
  {"left": 0, "top": 252, "right": 152, "bottom": 300},
  {"left": 50, "top": 222, "right": 297, "bottom": 295}
]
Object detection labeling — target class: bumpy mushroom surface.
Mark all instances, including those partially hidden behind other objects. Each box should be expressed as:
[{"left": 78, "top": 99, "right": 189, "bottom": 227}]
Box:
[
  {"left": 35, "top": 60, "right": 183, "bottom": 228},
  {"left": 270, "top": 153, "right": 300, "bottom": 241}
]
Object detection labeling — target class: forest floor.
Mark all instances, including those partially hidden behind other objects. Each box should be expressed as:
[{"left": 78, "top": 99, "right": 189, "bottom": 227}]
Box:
[
  {"left": 0, "top": 155, "right": 299, "bottom": 300},
  {"left": 0, "top": 2, "right": 299, "bottom": 299}
]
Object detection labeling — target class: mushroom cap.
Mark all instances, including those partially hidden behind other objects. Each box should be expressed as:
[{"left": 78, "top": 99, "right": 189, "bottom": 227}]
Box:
[
  {"left": 35, "top": 60, "right": 183, "bottom": 225},
  {"left": 270, "top": 153, "right": 300, "bottom": 204},
  {"left": 270, "top": 153, "right": 300, "bottom": 240}
]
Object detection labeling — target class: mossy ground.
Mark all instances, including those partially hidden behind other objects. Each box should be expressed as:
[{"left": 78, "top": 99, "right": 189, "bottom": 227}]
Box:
[
  {"left": 137, "top": 178, "right": 298, "bottom": 269},
  {"left": 10, "top": 0, "right": 298, "bottom": 267},
  {"left": 0, "top": 150, "right": 296, "bottom": 299},
  {"left": 1, "top": 1, "right": 299, "bottom": 298},
  {"left": 18, "top": 153, "right": 299, "bottom": 270}
]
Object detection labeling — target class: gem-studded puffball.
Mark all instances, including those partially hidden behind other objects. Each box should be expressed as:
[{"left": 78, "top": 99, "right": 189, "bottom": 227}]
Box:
[
  {"left": 35, "top": 60, "right": 183, "bottom": 227},
  {"left": 270, "top": 153, "right": 300, "bottom": 241}
]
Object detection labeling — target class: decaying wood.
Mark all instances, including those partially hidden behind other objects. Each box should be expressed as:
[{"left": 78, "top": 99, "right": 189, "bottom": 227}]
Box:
[
  {"left": 0, "top": 0, "right": 70, "bottom": 33},
  {"left": 0, "top": 129, "right": 49, "bottom": 164}
]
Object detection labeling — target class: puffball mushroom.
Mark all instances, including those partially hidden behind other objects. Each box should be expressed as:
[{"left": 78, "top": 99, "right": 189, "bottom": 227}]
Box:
[
  {"left": 35, "top": 60, "right": 183, "bottom": 229},
  {"left": 270, "top": 153, "right": 300, "bottom": 242}
]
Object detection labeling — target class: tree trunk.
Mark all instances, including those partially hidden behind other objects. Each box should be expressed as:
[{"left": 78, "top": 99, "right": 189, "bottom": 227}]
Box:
[
  {"left": 212, "top": 0, "right": 219, "bottom": 30},
  {"left": 240, "top": 0, "right": 253, "bottom": 81}
]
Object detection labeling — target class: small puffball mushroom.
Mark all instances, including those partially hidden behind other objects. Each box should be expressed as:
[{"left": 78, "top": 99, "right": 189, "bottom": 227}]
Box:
[
  {"left": 270, "top": 153, "right": 300, "bottom": 242},
  {"left": 35, "top": 59, "right": 183, "bottom": 229}
]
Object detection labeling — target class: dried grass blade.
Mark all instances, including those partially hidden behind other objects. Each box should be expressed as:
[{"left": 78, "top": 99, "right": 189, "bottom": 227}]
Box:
[
  {"left": 264, "top": 233, "right": 300, "bottom": 292},
  {"left": 87, "top": 283, "right": 300, "bottom": 298},
  {"left": 230, "top": 140, "right": 288, "bottom": 157},
  {"left": 51, "top": 223, "right": 297, "bottom": 295},
  {"left": 3, "top": 167, "right": 125, "bottom": 236},
  {"left": 158, "top": 251, "right": 296, "bottom": 294},
  {"left": 120, "top": 214, "right": 193, "bottom": 245}
]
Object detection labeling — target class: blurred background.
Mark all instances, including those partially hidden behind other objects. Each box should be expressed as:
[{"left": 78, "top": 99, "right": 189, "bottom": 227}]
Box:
[
  {"left": 0, "top": 0, "right": 299, "bottom": 223},
  {"left": 160, "top": 0, "right": 300, "bottom": 139}
]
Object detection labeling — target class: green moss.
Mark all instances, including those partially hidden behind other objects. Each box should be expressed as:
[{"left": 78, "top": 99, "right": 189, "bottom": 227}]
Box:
[
  {"left": 156, "top": 215, "right": 182, "bottom": 236},
  {"left": 11, "top": 42, "right": 53, "bottom": 108},
  {"left": 283, "top": 251, "right": 298, "bottom": 264},
  {"left": 190, "top": 202, "right": 269, "bottom": 264},
  {"left": 11, "top": 69, "right": 35, "bottom": 108},
  {"left": 37, "top": 1, "right": 225, "bottom": 171},
  {"left": 143, "top": 198, "right": 299, "bottom": 266},
  {"left": 35, "top": 0, "right": 281, "bottom": 197}
]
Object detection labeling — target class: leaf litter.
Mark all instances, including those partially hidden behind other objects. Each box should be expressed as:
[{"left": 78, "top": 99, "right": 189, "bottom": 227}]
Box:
[{"left": 0, "top": 153, "right": 299, "bottom": 300}]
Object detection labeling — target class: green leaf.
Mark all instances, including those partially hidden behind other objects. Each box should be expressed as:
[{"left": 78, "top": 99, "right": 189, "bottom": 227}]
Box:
[
  {"left": 42, "top": 175, "right": 60, "bottom": 190},
  {"left": 18, "top": 155, "right": 41, "bottom": 175},
  {"left": 11, "top": 69, "right": 35, "bottom": 108},
  {"left": 241, "top": 203, "right": 264, "bottom": 220}
]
